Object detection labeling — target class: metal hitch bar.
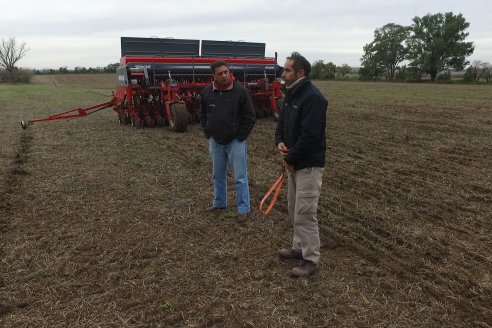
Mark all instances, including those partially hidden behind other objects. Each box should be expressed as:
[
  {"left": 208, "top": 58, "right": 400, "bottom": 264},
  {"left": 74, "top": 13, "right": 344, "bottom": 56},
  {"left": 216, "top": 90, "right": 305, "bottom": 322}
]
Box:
[{"left": 21, "top": 98, "right": 116, "bottom": 129}]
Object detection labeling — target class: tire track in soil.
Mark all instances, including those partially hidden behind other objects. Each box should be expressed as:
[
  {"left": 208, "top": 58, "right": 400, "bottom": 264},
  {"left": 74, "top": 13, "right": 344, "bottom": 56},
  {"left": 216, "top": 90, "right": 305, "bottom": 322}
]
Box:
[
  {"left": 0, "top": 131, "right": 32, "bottom": 219},
  {"left": 321, "top": 205, "right": 492, "bottom": 325},
  {"left": 0, "top": 130, "right": 32, "bottom": 318}
]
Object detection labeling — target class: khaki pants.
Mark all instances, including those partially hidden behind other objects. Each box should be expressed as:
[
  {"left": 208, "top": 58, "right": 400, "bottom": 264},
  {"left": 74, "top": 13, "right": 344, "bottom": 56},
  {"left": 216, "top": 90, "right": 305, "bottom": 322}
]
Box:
[{"left": 287, "top": 167, "right": 324, "bottom": 264}]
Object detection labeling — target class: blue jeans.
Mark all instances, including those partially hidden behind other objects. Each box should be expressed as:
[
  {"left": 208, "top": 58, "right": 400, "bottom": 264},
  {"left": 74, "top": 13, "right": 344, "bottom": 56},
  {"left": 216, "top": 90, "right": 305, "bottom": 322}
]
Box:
[{"left": 209, "top": 138, "right": 250, "bottom": 214}]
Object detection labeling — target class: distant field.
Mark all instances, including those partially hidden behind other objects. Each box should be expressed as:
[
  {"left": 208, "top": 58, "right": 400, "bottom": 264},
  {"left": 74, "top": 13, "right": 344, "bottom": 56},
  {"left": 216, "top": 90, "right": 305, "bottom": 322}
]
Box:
[
  {"left": 1, "top": 75, "right": 491, "bottom": 327},
  {"left": 31, "top": 73, "right": 116, "bottom": 89}
]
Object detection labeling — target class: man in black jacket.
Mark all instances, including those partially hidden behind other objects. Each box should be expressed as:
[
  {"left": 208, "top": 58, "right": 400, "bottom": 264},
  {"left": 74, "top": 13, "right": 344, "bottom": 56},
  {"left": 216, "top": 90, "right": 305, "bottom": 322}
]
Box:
[
  {"left": 201, "top": 61, "right": 256, "bottom": 220},
  {"left": 275, "top": 53, "right": 328, "bottom": 277}
]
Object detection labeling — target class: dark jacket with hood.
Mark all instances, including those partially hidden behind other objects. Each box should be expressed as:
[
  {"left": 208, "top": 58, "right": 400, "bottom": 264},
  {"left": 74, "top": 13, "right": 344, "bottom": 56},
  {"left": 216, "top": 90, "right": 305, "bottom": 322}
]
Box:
[
  {"left": 200, "top": 81, "right": 256, "bottom": 145},
  {"left": 275, "top": 78, "right": 328, "bottom": 170}
]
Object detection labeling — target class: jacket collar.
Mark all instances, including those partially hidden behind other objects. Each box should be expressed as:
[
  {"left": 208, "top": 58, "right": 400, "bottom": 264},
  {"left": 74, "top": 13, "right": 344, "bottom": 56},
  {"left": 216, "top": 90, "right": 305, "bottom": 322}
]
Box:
[
  {"left": 213, "top": 74, "right": 235, "bottom": 91},
  {"left": 285, "top": 76, "right": 306, "bottom": 90},
  {"left": 286, "top": 77, "right": 310, "bottom": 97}
]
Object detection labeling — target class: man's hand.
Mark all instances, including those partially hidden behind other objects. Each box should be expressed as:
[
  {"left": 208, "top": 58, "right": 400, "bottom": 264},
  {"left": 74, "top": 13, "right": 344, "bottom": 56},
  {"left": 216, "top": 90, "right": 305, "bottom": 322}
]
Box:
[
  {"left": 278, "top": 142, "right": 294, "bottom": 172},
  {"left": 284, "top": 162, "right": 295, "bottom": 173},
  {"left": 277, "top": 142, "right": 289, "bottom": 157}
]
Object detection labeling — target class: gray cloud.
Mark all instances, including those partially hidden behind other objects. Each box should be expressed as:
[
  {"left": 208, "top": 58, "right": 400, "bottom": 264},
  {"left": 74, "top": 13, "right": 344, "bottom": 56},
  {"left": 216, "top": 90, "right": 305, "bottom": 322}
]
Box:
[{"left": 1, "top": 0, "right": 490, "bottom": 69}]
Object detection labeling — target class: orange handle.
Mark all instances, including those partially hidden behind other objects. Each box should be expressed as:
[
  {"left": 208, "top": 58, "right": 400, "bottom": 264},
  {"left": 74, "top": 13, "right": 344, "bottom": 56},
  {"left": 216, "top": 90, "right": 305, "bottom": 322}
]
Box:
[{"left": 259, "top": 170, "right": 285, "bottom": 215}]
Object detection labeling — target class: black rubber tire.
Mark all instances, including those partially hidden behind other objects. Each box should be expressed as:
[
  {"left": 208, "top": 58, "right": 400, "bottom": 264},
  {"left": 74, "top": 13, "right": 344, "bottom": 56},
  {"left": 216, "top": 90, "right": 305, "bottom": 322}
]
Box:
[{"left": 169, "top": 103, "right": 188, "bottom": 132}]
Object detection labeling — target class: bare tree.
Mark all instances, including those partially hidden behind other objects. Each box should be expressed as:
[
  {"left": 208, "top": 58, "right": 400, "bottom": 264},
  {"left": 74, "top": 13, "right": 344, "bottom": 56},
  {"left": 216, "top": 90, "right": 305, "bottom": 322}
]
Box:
[
  {"left": 477, "top": 61, "right": 491, "bottom": 82},
  {"left": 0, "top": 37, "right": 29, "bottom": 83},
  {"left": 483, "top": 63, "right": 492, "bottom": 83},
  {"left": 465, "top": 60, "right": 492, "bottom": 83}
]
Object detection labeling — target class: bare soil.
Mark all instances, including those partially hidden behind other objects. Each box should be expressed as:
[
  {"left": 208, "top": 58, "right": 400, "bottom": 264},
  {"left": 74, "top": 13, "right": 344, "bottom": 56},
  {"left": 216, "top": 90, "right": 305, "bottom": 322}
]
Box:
[{"left": 1, "top": 76, "right": 491, "bottom": 327}]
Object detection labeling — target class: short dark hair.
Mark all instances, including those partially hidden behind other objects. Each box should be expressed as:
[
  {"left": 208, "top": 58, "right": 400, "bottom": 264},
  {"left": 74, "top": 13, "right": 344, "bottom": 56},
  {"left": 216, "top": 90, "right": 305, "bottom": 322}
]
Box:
[
  {"left": 286, "top": 52, "right": 311, "bottom": 77},
  {"left": 210, "top": 60, "right": 229, "bottom": 73}
]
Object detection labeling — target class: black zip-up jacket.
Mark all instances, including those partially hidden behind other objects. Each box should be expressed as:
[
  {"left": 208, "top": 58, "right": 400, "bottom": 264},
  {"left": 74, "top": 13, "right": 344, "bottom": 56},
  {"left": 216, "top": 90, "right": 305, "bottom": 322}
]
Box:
[
  {"left": 275, "top": 78, "right": 328, "bottom": 170},
  {"left": 200, "top": 81, "right": 256, "bottom": 145}
]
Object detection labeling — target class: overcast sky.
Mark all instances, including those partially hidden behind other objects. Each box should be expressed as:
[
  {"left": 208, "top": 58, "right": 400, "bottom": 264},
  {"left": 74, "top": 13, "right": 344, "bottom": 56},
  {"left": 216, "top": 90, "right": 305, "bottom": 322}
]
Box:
[{"left": 1, "top": 0, "right": 491, "bottom": 69}]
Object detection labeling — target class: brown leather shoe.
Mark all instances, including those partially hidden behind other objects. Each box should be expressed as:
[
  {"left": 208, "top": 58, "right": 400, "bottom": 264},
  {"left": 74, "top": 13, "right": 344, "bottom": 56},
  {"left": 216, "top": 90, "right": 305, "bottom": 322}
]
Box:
[
  {"left": 279, "top": 248, "right": 303, "bottom": 260},
  {"left": 203, "top": 206, "right": 226, "bottom": 212},
  {"left": 291, "top": 260, "right": 320, "bottom": 278}
]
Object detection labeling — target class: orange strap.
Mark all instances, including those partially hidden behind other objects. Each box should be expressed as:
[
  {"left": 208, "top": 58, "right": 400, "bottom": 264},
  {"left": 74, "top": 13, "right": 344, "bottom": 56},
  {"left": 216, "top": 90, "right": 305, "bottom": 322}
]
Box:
[{"left": 259, "top": 168, "right": 285, "bottom": 215}]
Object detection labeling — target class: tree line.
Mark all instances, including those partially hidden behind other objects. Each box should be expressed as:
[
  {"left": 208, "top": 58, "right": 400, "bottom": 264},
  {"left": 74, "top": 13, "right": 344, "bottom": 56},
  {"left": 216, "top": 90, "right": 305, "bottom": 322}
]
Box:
[
  {"left": 33, "top": 63, "right": 120, "bottom": 75},
  {"left": 359, "top": 12, "right": 477, "bottom": 82},
  {"left": 1, "top": 13, "right": 490, "bottom": 84},
  {"left": 312, "top": 12, "right": 490, "bottom": 83},
  {"left": 0, "top": 37, "right": 121, "bottom": 83}
]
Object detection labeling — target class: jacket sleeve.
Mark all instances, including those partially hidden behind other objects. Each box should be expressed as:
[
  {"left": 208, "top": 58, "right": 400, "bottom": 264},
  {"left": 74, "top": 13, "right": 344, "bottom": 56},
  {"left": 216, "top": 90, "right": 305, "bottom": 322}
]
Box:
[
  {"left": 274, "top": 99, "right": 285, "bottom": 146},
  {"left": 236, "top": 89, "right": 256, "bottom": 141},
  {"left": 200, "top": 88, "right": 208, "bottom": 129},
  {"left": 284, "top": 94, "right": 327, "bottom": 166}
]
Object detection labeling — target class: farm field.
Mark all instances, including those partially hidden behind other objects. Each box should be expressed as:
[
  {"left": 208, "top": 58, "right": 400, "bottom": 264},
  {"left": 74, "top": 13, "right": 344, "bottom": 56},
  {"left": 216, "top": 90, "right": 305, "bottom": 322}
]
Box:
[{"left": 1, "top": 75, "right": 491, "bottom": 327}]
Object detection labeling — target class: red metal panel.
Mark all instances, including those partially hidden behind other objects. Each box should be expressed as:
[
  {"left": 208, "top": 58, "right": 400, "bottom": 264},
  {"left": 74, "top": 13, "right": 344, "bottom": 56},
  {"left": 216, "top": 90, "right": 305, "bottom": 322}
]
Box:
[{"left": 120, "top": 56, "right": 277, "bottom": 65}]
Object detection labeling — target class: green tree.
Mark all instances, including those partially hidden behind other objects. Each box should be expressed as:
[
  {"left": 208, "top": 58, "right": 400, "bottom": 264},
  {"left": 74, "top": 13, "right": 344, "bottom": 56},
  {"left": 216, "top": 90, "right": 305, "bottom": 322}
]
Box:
[
  {"left": 311, "top": 60, "right": 326, "bottom": 79},
  {"left": 336, "top": 64, "right": 352, "bottom": 79},
  {"left": 58, "top": 66, "right": 69, "bottom": 74},
  {"left": 324, "top": 62, "right": 336, "bottom": 79},
  {"left": 74, "top": 66, "right": 88, "bottom": 74},
  {"left": 310, "top": 60, "right": 336, "bottom": 80},
  {"left": 0, "top": 37, "right": 29, "bottom": 83},
  {"left": 394, "top": 66, "right": 407, "bottom": 80},
  {"left": 360, "top": 42, "right": 385, "bottom": 80},
  {"left": 104, "top": 63, "right": 119, "bottom": 73},
  {"left": 406, "top": 12, "right": 474, "bottom": 81},
  {"left": 361, "top": 23, "right": 410, "bottom": 80}
]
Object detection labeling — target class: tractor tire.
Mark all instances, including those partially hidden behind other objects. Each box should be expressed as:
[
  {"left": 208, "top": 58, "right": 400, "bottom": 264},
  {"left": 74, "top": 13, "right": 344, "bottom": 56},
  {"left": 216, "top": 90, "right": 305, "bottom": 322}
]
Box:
[{"left": 169, "top": 103, "right": 188, "bottom": 132}]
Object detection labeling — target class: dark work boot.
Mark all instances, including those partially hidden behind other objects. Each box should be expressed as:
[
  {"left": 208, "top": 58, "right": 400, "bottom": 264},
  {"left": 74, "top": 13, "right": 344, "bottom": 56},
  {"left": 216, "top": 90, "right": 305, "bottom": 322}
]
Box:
[
  {"left": 237, "top": 213, "right": 248, "bottom": 224},
  {"left": 203, "top": 206, "right": 225, "bottom": 212},
  {"left": 278, "top": 248, "right": 303, "bottom": 260},
  {"left": 290, "top": 259, "right": 320, "bottom": 278}
]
